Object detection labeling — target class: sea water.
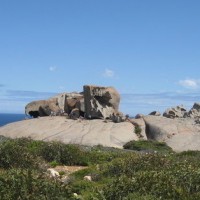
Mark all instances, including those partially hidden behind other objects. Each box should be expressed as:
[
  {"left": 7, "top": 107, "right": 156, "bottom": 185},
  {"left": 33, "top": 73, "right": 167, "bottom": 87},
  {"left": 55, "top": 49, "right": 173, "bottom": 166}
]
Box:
[{"left": 0, "top": 113, "right": 25, "bottom": 127}]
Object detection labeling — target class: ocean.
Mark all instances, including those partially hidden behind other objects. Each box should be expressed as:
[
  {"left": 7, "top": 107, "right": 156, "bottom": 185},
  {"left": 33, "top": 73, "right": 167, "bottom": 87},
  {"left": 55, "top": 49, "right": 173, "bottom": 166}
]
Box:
[{"left": 0, "top": 113, "right": 26, "bottom": 127}]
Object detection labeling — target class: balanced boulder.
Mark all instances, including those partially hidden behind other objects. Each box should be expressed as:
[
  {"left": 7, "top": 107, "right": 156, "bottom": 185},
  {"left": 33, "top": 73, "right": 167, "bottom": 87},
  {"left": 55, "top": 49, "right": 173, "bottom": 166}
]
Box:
[
  {"left": 83, "top": 85, "right": 120, "bottom": 119},
  {"left": 163, "top": 105, "right": 187, "bottom": 118},
  {"left": 25, "top": 85, "right": 120, "bottom": 119}
]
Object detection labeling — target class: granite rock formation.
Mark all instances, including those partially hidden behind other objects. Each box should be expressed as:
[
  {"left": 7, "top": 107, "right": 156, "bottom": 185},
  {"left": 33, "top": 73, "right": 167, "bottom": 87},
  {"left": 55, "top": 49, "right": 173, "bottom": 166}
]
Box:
[
  {"left": 25, "top": 92, "right": 83, "bottom": 118},
  {"left": 163, "top": 105, "right": 187, "bottom": 118},
  {"left": 143, "top": 115, "right": 200, "bottom": 151},
  {"left": 185, "top": 103, "right": 200, "bottom": 119},
  {"left": 0, "top": 117, "right": 138, "bottom": 148},
  {"left": 25, "top": 85, "right": 120, "bottom": 119},
  {"left": 149, "top": 111, "right": 161, "bottom": 116},
  {"left": 83, "top": 85, "right": 120, "bottom": 119}
]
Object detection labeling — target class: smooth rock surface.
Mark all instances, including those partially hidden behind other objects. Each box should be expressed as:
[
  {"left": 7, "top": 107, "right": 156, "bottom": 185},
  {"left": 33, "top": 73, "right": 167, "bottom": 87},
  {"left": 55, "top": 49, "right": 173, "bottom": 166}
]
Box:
[
  {"left": 128, "top": 118, "right": 147, "bottom": 139},
  {"left": 0, "top": 117, "right": 137, "bottom": 148},
  {"left": 144, "top": 115, "right": 200, "bottom": 151}
]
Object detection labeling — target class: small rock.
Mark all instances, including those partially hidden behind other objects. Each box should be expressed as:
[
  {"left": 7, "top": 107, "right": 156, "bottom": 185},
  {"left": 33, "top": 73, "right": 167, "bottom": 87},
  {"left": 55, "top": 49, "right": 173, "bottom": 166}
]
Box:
[
  {"left": 135, "top": 113, "right": 144, "bottom": 119},
  {"left": 84, "top": 175, "right": 92, "bottom": 181},
  {"left": 47, "top": 168, "right": 60, "bottom": 178},
  {"left": 149, "top": 111, "right": 161, "bottom": 116}
]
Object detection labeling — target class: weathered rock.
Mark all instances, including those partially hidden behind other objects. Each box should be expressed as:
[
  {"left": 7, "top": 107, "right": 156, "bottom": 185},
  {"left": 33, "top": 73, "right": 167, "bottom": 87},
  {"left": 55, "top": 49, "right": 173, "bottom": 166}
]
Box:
[
  {"left": 135, "top": 114, "right": 144, "bottom": 119},
  {"left": 83, "top": 85, "right": 120, "bottom": 119},
  {"left": 64, "top": 93, "right": 83, "bottom": 114},
  {"left": 69, "top": 108, "right": 80, "bottom": 119},
  {"left": 185, "top": 102, "right": 200, "bottom": 118},
  {"left": 25, "top": 85, "right": 120, "bottom": 119},
  {"left": 25, "top": 92, "right": 84, "bottom": 118},
  {"left": 143, "top": 115, "right": 200, "bottom": 151},
  {"left": 25, "top": 99, "right": 60, "bottom": 118},
  {"left": 0, "top": 117, "right": 138, "bottom": 148},
  {"left": 128, "top": 118, "right": 147, "bottom": 139},
  {"left": 110, "top": 112, "right": 124, "bottom": 123},
  {"left": 149, "top": 111, "right": 161, "bottom": 116},
  {"left": 163, "top": 105, "right": 187, "bottom": 118}
]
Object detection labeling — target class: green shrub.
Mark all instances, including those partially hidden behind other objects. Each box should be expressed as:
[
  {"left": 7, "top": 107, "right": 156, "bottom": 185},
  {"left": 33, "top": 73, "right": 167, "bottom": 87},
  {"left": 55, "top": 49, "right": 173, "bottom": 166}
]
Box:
[
  {"left": 0, "top": 139, "right": 40, "bottom": 169},
  {"left": 123, "top": 140, "right": 173, "bottom": 152},
  {"left": 123, "top": 193, "right": 156, "bottom": 200},
  {"left": 1, "top": 137, "right": 200, "bottom": 200},
  {"left": 0, "top": 169, "right": 72, "bottom": 200},
  {"left": 134, "top": 125, "right": 142, "bottom": 137},
  {"left": 38, "top": 141, "right": 88, "bottom": 166},
  {"left": 95, "top": 152, "right": 200, "bottom": 200},
  {"left": 49, "top": 160, "right": 59, "bottom": 168}
]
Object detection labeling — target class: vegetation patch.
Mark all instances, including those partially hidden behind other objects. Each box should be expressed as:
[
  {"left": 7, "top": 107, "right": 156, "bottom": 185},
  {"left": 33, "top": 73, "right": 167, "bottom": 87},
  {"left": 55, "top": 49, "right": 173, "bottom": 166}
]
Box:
[
  {"left": 0, "top": 137, "right": 200, "bottom": 199},
  {"left": 123, "top": 139, "right": 173, "bottom": 153}
]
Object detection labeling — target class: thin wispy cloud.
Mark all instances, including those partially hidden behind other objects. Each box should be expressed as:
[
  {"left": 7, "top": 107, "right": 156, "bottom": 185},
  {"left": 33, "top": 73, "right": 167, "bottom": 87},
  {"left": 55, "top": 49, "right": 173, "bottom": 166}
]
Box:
[
  {"left": 59, "top": 86, "right": 65, "bottom": 90},
  {"left": 49, "top": 66, "right": 57, "bottom": 72},
  {"left": 6, "top": 90, "right": 57, "bottom": 100},
  {"left": 179, "top": 79, "right": 200, "bottom": 89},
  {"left": 0, "top": 90, "right": 58, "bottom": 113},
  {"left": 120, "top": 91, "right": 200, "bottom": 116},
  {"left": 103, "top": 68, "right": 115, "bottom": 78}
]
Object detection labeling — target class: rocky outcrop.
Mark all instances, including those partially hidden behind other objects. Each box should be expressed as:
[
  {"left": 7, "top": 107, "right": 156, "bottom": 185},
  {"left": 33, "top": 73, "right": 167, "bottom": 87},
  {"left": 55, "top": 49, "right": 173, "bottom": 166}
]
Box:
[
  {"left": 25, "top": 99, "right": 60, "bottom": 118},
  {"left": 149, "top": 111, "right": 161, "bottom": 116},
  {"left": 0, "top": 117, "right": 138, "bottom": 148},
  {"left": 25, "top": 85, "right": 120, "bottom": 119},
  {"left": 83, "top": 85, "right": 120, "bottom": 119},
  {"left": 135, "top": 114, "right": 144, "bottom": 119},
  {"left": 163, "top": 105, "right": 187, "bottom": 118},
  {"left": 69, "top": 108, "right": 80, "bottom": 120},
  {"left": 185, "top": 103, "right": 200, "bottom": 119},
  {"left": 143, "top": 115, "right": 200, "bottom": 151},
  {"left": 25, "top": 92, "right": 83, "bottom": 118},
  {"left": 128, "top": 118, "right": 147, "bottom": 139}
]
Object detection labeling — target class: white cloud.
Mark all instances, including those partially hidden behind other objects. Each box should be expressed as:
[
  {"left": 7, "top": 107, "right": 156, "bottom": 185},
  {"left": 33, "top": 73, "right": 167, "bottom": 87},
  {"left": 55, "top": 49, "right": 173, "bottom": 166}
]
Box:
[
  {"left": 120, "top": 91, "right": 200, "bottom": 116},
  {"left": 179, "top": 79, "right": 200, "bottom": 89},
  {"left": 103, "top": 68, "right": 115, "bottom": 78},
  {"left": 49, "top": 66, "right": 57, "bottom": 72},
  {"left": 59, "top": 86, "right": 65, "bottom": 90}
]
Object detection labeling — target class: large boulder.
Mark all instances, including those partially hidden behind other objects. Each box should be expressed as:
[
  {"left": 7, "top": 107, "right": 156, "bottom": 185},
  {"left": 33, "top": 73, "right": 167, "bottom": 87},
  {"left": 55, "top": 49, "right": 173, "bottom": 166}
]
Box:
[
  {"left": 25, "top": 85, "right": 120, "bottom": 119},
  {"left": 185, "top": 102, "right": 200, "bottom": 119},
  {"left": 25, "top": 99, "right": 60, "bottom": 118},
  {"left": 83, "top": 85, "right": 120, "bottom": 119},
  {"left": 0, "top": 117, "right": 138, "bottom": 148},
  {"left": 25, "top": 93, "right": 83, "bottom": 118},
  {"left": 149, "top": 111, "right": 161, "bottom": 116},
  {"left": 163, "top": 105, "right": 187, "bottom": 118},
  {"left": 143, "top": 115, "right": 200, "bottom": 151}
]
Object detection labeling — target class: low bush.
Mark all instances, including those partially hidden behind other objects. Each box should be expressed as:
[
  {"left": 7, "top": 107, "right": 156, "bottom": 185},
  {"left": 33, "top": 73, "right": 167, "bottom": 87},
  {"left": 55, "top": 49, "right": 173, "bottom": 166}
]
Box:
[
  {"left": 0, "top": 137, "right": 200, "bottom": 199},
  {"left": 0, "top": 169, "right": 72, "bottom": 200},
  {"left": 0, "top": 138, "right": 40, "bottom": 169},
  {"left": 134, "top": 125, "right": 142, "bottom": 137},
  {"left": 123, "top": 140, "right": 173, "bottom": 153},
  {"left": 37, "top": 141, "right": 88, "bottom": 166}
]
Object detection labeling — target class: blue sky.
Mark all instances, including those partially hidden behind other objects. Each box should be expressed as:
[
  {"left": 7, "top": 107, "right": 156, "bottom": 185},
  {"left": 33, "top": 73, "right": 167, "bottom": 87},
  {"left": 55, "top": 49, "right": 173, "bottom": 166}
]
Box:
[{"left": 1, "top": 0, "right": 200, "bottom": 115}]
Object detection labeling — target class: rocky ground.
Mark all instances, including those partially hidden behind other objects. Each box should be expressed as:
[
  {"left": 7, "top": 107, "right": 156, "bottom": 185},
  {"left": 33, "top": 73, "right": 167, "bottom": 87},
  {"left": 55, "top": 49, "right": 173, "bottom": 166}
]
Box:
[
  {"left": 0, "top": 116, "right": 138, "bottom": 148},
  {"left": 15, "top": 85, "right": 200, "bottom": 152},
  {"left": 1, "top": 113, "right": 200, "bottom": 152}
]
